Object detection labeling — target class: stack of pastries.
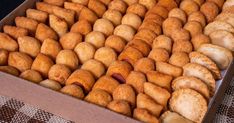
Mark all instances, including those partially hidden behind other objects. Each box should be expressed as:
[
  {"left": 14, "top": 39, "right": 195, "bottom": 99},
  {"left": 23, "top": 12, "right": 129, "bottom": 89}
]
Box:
[{"left": 0, "top": 0, "right": 233, "bottom": 122}]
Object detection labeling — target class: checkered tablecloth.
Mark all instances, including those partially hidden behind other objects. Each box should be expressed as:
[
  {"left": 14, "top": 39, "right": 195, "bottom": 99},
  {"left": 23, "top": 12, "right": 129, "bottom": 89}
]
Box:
[{"left": 0, "top": 79, "right": 234, "bottom": 123}]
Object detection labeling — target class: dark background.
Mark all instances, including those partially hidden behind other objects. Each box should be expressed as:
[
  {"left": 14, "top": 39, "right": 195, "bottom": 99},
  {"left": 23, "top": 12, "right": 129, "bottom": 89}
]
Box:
[{"left": 0, "top": 0, "right": 25, "bottom": 19}]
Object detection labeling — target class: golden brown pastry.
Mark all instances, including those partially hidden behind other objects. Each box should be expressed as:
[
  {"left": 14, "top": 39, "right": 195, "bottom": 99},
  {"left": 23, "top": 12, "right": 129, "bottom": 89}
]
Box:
[
  {"left": 31, "top": 53, "right": 54, "bottom": 78},
  {"left": 99, "top": 0, "right": 111, "bottom": 5},
  {"left": 157, "top": 0, "right": 178, "bottom": 11},
  {"left": 40, "top": 38, "right": 62, "bottom": 60},
  {"left": 114, "top": 24, "right": 136, "bottom": 42},
  {"left": 108, "top": 0, "right": 127, "bottom": 14},
  {"left": 66, "top": 69, "right": 95, "bottom": 93},
  {"left": 172, "top": 76, "right": 210, "bottom": 99},
  {"left": 26, "top": 9, "right": 48, "bottom": 23},
  {"left": 88, "top": 0, "right": 106, "bottom": 17},
  {"left": 70, "top": 19, "right": 92, "bottom": 35},
  {"left": 191, "top": 34, "right": 211, "bottom": 50},
  {"left": 171, "top": 28, "right": 190, "bottom": 42},
  {"left": 81, "top": 59, "right": 105, "bottom": 79},
  {"left": 105, "top": 35, "right": 126, "bottom": 53},
  {"left": 85, "top": 31, "right": 105, "bottom": 49},
  {"left": 123, "top": 0, "right": 138, "bottom": 6},
  {"left": 184, "top": 21, "right": 202, "bottom": 37},
  {"left": 169, "top": 52, "right": 190, "bottom": 67},
  {"left": 49, "top": 14, "right": 68, "bottom": 37},
  {"left": 204, "top": 21, "right": 234, "bottom": 35},
  {"left": 107, "top": 100, "right": 131, "bottom": 116},
  {"left": 15, "top": 16, "right": 38, "bottom": 34},
  {"left": 126, "top": 39, "right": 151, "bottom": 57},
  {"left": 71, "top": 0, "right": 89, "bottom": 5},
  {"left": 0, "top": 49, "right": 8, "bottom": 65},
  {"left": 35, "top": 23, "right": 58, "bottom": 42},
  {"left": 162, "top": 17, "right": 183, "bottom": 37},
  {"left": 48, "top": 64, "right": 71, "bottom": 85},
  {"left": 139, "top": 0, "right": 157, "bottom": 10},
  {"left": 36, "top": 2, "right": 55, "bottom": 14},
  {"left": 172, "top": 40, "right": 193, "bottom": 53},
  {"left": 146, "top": 71, "right": 173, "bottom": 91},
  {"left": 208, "top": 0, "right": 224, "bottom": 9},
  {"left": 139, "top": 21, "right": 162, "bottom": 35},
  {"left": 121, "top": 13, "right": 142, "bottom": 30},
  {"left": 134, "top": 29, "right": 157, "bottom": 45},
  {"left": 74, "top": 42, "right": 96, "bottom": 64},
  {"left": 188, "top": 11, "right": 206, "bottom": 27},
  {"left": 85, "top": 89, "right": 112, "bottom": 107},
  {"left": 200, "top": 1, "right": 219, "bottom": 23},
  {"left": 79, "top": 7, "right": 98, "bottom": 24},
  {"left": 134, "top": 58, "right": 155, "bottom": 74},
  {"left": 59, "top": 32, "right": 82, "bottom": 50},
  {"left": 180, "top": 0, "right": 199, "bottom": 15},
  {"left": 113, "top": 84, "right": 136, "bottom": 107},
  {"left": 126, "top": 71, "right": 146, "bottom": 93},
  {"left": 0, "top": 33, "right": 18, "bottom": 51},
  {"left": 169, "top": 89, "right": 207, "bottom": 123},
  {"left": 152, "top": 35, "right": 172, "bottom": 53},
  {"left": 51, "top": 6, "right": 75, "bottom": 27},
  {"left": 133, "top": 108, "right": 159, "bottom": 123},
  {"left": 20, "top": 70, "right": 43, "bottom": 83},
  {"left": 39, "top": 79, "right": 62, "bottom": 91},
  {"left": 127, "top": 3, "right": 147, "bottom": 18},
  {"left": 0, "top": 66, "right": 20, "bottom": 76},
  {"left": 148, "top": 48, "right": 169, "bottom": 62},
  {"left": 64, "top": 2, "right": 84, "bottom": 17},
  {"left": 192, "top": 0, "right": 205, "bottom": 6},
  {"left": 160, "top": 111, "right": 193, "bottom": 123},
  {"left": 8, "top": 52, "right": 33, "bottom": 72},
  {"left": 56, "top": 50, "right": 79, "bottom": 70},
  {"left": 43, "top": 0, "right": 65, "bottom": 6},
  {"left": 94, "top": 47, "right": 117, "bottom": 68},
  {"left": 60, "top": 84, "right": 84, "bottom": 99},
  {"left": 103, "top": 10, "right": 122, "bottom": 26},
  {"left": 93, "top": 19, "right": 114, "bottom": 36},
  {"left": 144, "top": 82, "right": 171, "bottom": 107},
  {"left": 3, "top": 25, "right": 28, "bottom": 39},
  {"left": 144, "top": 14, "right": 164, "bottom": 26},
  {"left": 92, "top": 75, "right": 120, "bottom": 94},
  {"left": 145, "top": 5, "right": 168, "bottom": 19},
  {"left": 106, "top": 61, "right": 132, "bottom": 83},
  {"left": 156, "top": 62, "right": 183, "bottom": 77},
  {"left": 215, "top": 12, "right": 234, "bottom": 27},
  {"left": 168, "top": 8, "right": 187, "bottom": 24},
  {"left": 18, "top": 36, "right": 41, "bottom": 58},
  {"left": 118, "top": 47, "right": 143, "bottom": 66}
]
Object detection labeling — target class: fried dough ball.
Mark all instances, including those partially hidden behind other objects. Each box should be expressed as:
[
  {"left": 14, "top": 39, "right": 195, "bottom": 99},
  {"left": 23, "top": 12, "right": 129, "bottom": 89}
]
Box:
[
  {"left": 56, "top": 50, "right": 79, "bottom": 70},
  {"left": 191, "top": 34, "right": 211, "bottom": 50},
  {"left": 188, "top": 11, "right": 206, "bottom": 27},
  {"left": 118, "top": 47, "right": 144, "bottom": 66},
  {"left": 31, "top": 53, "right": 54, "bottom": 78},
  {"left": 163, "top": 17, "right": 183, "bottom": 37},
  {"left": 70, "top": 20, "right": 92, "bottom": 35},
  {"left": 127, "top": 3, "right": 147, "bottom": 18},
  {"left": 85, "top": 89, "right": 112, "bottom": 107},
  {"left": 0, "top": 49, "right": 8, "bottom": 65},
  {"left": 105, "top": 35, "right": 126, "bottom": 53},
  {"left": 93, "top": 19, "right": 114, "bottom": 36},
  {"left": 79, "top": 7, "right": 98, "bottom": 24},
  {"left": 126, "top": 71, "right": 146, "bottom": 93},
  {"left": 123, "top": 0, "right": 138, "bottom": 6},
  {"left": 15, "top": 17, "right": 38, "bottom": 34},
  {"left": 107, "top": 100, "right": 131, "bottom": 116},
  {"left": 99, "top": 0, "right": 111, "bottom": 5},
  {"left": 207, "top": 0, "right": 224, "bottom": 9},
  {"left": 81, "top": 59, "right": 105, "bottom": 78},
  {"left": 126, "top": 39, "right": 151, "bottom": 56},
  {"left": 114, "top": 24, "right": 136, "bottom": 42},
  {"left": 169, "top": 52, "right": 190, "bottom": 67},
  {"left": 60, "top": 84, "right": 84, "bottom": 99},
  {"left": 71, "top": 0, "right": 89, "bottom": 5},
  {"left": 0, "top": 66, "right": 19, "bottom": 76},
  {"left": 26, "top": 9, "right": 48, "bottom": 23},
  {"left": 51, "top": 6, "right": 75, "bottom": 27},
  {"left": 133, "top": 108, "right": 159, "bottom": 123},
  {"left": 139, "top": 0, "right": 157, "bottom": 10},
  {"left": 74, "top": 42, "right": 96, "bottom": 64},
  {"left": 39, "top": 79, "right": 62, "bottom": 91},
  {"left": 121, "top": 13, "right": 142, "bottom": 30},
  {"left": 18, "top": 36, "right": 41, "bottom": 58},
  {"left": 171, "top": 28, "right": 190, "bottom": 42},
  {"left": 157, "top": 0, "right": 178, "bottom": 11},
  {"left": 88, "top": 0, "right": 106, "bottom": 17},
  {"left": 172, "top": 40, "right": 193, "bottom": 53},
  {"left": 106, "top": 61, "right": 132, "bottom": 83},
  {"left": 168, "top": 8, "right": 187, "bottom": 24},
  {"left": 48, "top": 64, "right": 71, "bottom": 85},
  {"left": 134, "top": 29, "right": 157, "bottom": 45},
  {"left": 92, "top": 75, "right": 120, "bottom": 94},
  {"left": 134, "top": 58, "right": 155, "bottom": 74},
  {"left": 41, "top": 38, "right": 62, "bottom": 60},
  {"left": 49, "top": 14, "right": 68, "bottom": 37},
  {"left": 59, "top": 32, "right": 82, "bottom": 50},
  {"left": 200, "top": 2, "right": 219, "bottom": 23},
  {"left": 8, "top": 52, "right": 33, "bottom": 72},
  {"left": 148, "top": 48, "right": 169, "bottom": 62},
  {"left": 184, "top": 21, "right": 202, "bottom": 37},
  {"left": 85, "top": 31, "right": 105, "bottom": 49},
  {"left": 156, "top": 62, "right": 183, "bottom": 77},
  {"left": 180, "top": 0, "right": 199, "bottom": 15},
  {"left": 0, "top": 33, "right": 18, "bottom": 51},
  {"left": 152, "top": 35, "right": 172, "bottom": 53},
  {"left": 35, "top": 23, "right": 58, "bottom": 42},
  {"left": 66, "top": 69, "right": 95, "bottom": 93},
  {"left": 192, "top": 0, "right": 205, "bottom": 6},
  {"left": 20, "top": 70, "right": 43, "bottom": 83},
  {"left": 64, "top": 2, "right": 84, "bottom": 17},
  {"left": 3, "top": 25, "right": 28, "bottom": 39},
  {"left": 113, "top": 84, "right": 136, "bottom": 107},
  {"left": 103, "top": 10, "right": 122, "bottom": 26},
  {"left": 145, "top": 5, "right": 168, "bottom": 19},
  {"left": 108, "top": 0, "right": 127, "bottom": 14},
  {"left": 94, "top": 47, "right": 117, "bottom": 68}
]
